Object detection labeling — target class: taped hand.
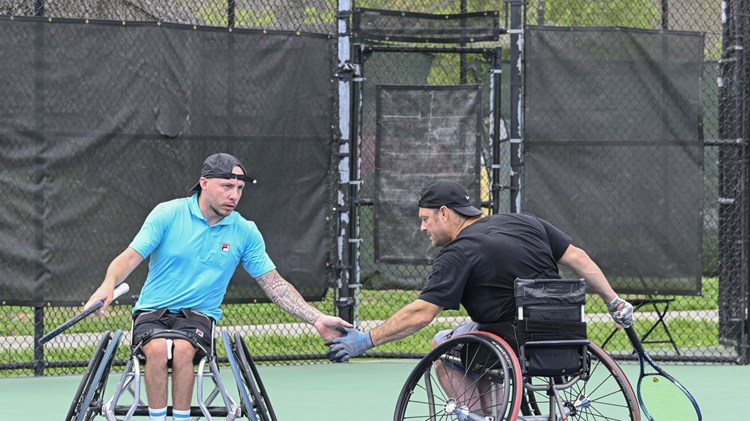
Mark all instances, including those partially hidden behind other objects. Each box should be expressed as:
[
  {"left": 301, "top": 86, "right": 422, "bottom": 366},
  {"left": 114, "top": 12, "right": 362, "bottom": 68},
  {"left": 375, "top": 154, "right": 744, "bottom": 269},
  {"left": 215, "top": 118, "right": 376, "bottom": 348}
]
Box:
[
  {"left": 607, "top": 296, "right": 634, "bottom": 328},
  {"left": 324, "top": 326, "right": 374, "bottom": 363}
]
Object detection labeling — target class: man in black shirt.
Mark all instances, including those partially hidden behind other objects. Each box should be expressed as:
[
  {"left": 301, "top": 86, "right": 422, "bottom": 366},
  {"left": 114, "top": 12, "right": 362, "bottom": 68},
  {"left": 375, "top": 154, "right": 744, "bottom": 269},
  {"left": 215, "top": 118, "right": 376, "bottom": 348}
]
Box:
[{"left": 326, "top": 179, "right": 634, "bottom": 361}]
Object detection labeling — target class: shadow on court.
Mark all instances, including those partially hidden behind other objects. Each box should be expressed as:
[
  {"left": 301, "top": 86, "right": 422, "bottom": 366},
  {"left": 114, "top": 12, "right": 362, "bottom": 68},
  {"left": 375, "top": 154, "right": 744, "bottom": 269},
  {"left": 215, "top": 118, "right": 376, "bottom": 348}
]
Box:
[{"left": 0, "top": 359, "right": 747, "bottom": 420}]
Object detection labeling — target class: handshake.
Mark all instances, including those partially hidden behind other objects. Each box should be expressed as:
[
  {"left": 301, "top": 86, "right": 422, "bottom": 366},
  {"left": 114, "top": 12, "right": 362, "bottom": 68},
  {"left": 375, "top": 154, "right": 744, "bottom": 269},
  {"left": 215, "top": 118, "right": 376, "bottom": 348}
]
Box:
[{"left": 325, "top": 326, "right": 374, "bottom": 362}]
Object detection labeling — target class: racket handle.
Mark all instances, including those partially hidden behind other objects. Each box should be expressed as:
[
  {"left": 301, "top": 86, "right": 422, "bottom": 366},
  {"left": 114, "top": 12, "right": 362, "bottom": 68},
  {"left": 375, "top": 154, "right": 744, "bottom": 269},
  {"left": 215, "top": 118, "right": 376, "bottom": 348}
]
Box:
[
  {"left": 624, "top": 325, "right": 647, "bottom": 354},
  {"left": 39, "top": 283, "right": 130, "bottom": 345},
  {"left": 112, "top": 282, "right": 131, "bottom": 301}
]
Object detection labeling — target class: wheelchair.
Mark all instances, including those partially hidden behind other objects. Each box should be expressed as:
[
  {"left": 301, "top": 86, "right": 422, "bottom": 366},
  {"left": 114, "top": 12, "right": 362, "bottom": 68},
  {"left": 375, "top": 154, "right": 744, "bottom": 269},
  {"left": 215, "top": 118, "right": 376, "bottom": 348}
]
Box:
[
  {"left": 65, "top": 327, "right": 276, "bottom": 421},
  {"left": 394, "top": 279, "right": 641, "bottom": 421}
]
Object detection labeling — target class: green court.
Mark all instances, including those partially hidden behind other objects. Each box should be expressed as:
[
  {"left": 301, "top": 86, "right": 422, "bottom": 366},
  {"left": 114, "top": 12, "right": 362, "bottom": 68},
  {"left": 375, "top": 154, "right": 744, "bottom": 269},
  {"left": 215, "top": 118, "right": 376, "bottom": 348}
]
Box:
[{"left": 1, "top": 359, "right": 747, "bottom": 420}]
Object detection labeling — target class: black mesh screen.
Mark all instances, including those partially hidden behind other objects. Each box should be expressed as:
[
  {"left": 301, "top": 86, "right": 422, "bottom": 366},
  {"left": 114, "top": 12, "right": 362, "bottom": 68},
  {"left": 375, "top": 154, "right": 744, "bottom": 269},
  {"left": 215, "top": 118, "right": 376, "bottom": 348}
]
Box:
[
  {"left": 0, "top": 18, "right": 335, "bottom": 305},
  {"left": 524, "top": 26, "right": 705, "bottom": 294},
  {"left": 352, "top": 8, "right": 503, "bottom": 43},
  {"left": 374, "top": 85, "right": 482, "bottom": 263}
]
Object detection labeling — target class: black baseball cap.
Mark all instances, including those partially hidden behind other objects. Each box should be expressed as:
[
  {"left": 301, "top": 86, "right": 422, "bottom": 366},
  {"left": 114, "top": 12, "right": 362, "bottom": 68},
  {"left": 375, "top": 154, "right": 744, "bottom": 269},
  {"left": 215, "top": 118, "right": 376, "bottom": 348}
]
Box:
[
  {"left": 418, "top": 179, "right": 482, "bottom": 217},
  {"left": 190, "top": 153, "right": 256, "bottom": 192}
]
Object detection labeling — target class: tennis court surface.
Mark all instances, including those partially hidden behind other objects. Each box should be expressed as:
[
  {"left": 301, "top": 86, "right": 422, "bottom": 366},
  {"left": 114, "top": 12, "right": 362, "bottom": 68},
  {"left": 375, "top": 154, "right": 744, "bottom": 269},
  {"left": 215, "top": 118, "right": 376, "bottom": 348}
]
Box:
[{"left": 0, "top": 359, "right": 747, "bottom": 420}]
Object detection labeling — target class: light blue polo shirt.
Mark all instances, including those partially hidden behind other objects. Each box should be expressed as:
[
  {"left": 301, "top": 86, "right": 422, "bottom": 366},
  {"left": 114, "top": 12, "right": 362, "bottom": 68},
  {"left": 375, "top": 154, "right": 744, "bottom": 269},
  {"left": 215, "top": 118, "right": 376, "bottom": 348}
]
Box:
[{"left": 130, "top": 193, "right": 275, "bottom": 322}]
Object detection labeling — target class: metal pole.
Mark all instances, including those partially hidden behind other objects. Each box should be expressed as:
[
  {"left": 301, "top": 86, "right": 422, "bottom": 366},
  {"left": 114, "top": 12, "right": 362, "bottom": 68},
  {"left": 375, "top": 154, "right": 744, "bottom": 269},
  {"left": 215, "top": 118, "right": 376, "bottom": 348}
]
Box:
[
  {"left": 32, "top": 16, "right": 48, "bottom": 376},
  {"left": 33, "top": 307, "right": 45, "bottom": 376},
  {"left": 508, "top": 0, "right": 524, "bottom": 213},
  {"left": 335, "top": 0, "right": 356, "bottom": 324},
  {"left": 460, "top": 0, "right": 468, "bottom": 84},
  {"left": 736, "top": 0, "right": 750, "bottom": 365},
  {"left": 227, "top": 0, "right": 236, "bottom": 28},
  {"left": 347, "top": 45, "right": 363, "bottom": 327},
  {"left": 718, "top": 0, "right": 749, "bottom": 363},
  {"left": 34, "top": 0, "right": 44, "bottom": 16},
  {"left": 490, "top": 48, "right": 503, "bottom": 214}
]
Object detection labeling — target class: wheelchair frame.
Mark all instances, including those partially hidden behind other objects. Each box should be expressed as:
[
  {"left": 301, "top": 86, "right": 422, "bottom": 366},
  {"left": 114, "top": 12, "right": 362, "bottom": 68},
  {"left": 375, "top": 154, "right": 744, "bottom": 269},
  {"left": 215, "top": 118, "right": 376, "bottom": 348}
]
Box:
[
  {"left": 65, "top": 330, "right": 276, "bottom": 421},
  {"left": 393, "top": 279, "right": 641, "bottom": 421}
]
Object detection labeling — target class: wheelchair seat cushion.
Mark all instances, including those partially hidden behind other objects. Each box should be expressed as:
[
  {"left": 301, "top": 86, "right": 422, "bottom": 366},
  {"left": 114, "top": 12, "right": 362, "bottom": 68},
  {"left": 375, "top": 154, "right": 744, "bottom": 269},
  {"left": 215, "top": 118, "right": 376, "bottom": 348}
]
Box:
[{"left": 477, "top": 321, "right": 519, "bottom": 354}]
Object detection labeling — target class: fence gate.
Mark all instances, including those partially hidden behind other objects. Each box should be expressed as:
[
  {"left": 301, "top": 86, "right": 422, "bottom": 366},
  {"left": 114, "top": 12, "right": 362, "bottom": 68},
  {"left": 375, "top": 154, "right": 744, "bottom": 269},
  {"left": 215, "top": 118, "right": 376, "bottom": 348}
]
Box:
[{"left": 337, "top": 8, "right": 509, "bottom": 345}]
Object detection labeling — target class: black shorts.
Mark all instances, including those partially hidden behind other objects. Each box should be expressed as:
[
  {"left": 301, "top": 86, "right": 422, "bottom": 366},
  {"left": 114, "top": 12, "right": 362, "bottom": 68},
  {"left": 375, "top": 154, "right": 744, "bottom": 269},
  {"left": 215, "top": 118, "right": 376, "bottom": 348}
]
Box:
[{"left": 132, "top": 309, "right": 215, "bottom": 358}]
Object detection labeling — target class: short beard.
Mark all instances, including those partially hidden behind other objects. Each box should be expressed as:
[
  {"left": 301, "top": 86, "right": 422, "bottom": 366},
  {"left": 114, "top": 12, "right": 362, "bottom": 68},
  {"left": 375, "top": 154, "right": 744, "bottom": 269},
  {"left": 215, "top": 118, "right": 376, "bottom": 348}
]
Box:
[{"left": 209, "top": 203, "right": 230, "bottom": 218}]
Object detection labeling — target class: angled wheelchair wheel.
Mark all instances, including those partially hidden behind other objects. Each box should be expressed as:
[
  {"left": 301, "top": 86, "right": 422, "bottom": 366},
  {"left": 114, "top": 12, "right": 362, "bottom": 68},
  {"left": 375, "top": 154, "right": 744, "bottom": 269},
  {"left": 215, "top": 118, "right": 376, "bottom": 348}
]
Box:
[
  {"left": 394, "top": 332, "right": 523, "bottom": 421},
  {"left": 233, "top": 333, "right": 277, "bottom": 421},
  {"left": 223, "top": 331, "right": 275, "bottom": 421},
  {"left": 66, "top": 331, "right": 111, "bottom": 421},
  {"left": 67, "top": 330, "right": 124, "bottom": 421},
  {"left": 521, "top": 342, "right": 641, "bottom": 421}
]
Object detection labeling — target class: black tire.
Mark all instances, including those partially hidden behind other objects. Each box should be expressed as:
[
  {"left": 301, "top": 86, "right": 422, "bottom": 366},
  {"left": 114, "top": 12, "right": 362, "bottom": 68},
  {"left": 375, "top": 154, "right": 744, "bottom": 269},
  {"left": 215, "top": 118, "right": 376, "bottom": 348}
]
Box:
[
  {"left": 69, "top": 330, "right": 123, "bottom": 421},
  {"left": 222, "top": 331, "right": 256, "bottom": 420},
  {"left": 233, "top": 333, "right": 277, "bottom": 421},
  {"left": 65, "top": 331, "right": 111, "bottom": 421},
  {"left": 394, "top": 332, "right": 523, "bottom": 421},
  {"left": 521, "top": 342, "right": 641, "bottom": 420}
]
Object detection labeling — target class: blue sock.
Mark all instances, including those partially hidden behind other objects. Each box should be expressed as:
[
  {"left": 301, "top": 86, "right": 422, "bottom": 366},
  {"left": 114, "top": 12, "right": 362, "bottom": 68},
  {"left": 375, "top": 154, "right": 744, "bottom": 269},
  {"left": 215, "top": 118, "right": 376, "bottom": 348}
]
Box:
[
  {"left": 148, "top": 406, "right": 167, "bottom": 421},
  {"left": 173, "top": 408, "right": 190, "bottom": 420}
]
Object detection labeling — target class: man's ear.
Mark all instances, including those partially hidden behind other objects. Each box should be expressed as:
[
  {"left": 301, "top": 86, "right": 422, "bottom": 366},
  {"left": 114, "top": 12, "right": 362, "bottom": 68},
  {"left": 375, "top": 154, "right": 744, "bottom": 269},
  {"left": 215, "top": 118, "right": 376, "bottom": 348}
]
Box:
[{"left": 438, "top": 206, "right": 451, "bottom": 220}]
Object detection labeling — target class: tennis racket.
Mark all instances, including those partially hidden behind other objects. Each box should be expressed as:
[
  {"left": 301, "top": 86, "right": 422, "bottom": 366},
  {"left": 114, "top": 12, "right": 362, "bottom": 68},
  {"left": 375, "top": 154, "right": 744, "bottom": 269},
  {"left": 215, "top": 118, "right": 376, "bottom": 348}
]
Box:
[
  {"left": 625, "top": 325, "right": 702, "bottom": 420},
  {"left": 40, "top": 283, "right": 130, "bottom": 345}
]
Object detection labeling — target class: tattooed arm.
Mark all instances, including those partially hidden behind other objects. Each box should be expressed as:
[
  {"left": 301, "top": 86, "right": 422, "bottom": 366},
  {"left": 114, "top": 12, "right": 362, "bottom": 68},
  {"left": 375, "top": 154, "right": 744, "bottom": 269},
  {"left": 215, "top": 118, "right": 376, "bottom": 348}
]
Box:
[{"left": 256, "top": 269, "right": 352, "bottom": 340}]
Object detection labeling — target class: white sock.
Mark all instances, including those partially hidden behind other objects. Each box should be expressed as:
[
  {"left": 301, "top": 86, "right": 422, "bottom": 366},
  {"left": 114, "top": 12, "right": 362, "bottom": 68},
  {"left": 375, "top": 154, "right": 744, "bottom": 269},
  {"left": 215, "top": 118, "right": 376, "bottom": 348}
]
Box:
[
  {"left": 148, "top": 406, "right": 167, "bottom": 421},
  {"left": 173, "top": 408, "right": 190, "bottom": 420}
]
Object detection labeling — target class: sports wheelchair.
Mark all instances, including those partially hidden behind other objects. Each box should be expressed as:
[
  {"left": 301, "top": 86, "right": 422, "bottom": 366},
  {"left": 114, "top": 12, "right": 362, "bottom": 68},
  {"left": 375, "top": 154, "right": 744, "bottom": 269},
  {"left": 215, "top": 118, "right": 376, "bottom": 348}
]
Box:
[
  {"left": 394, "top": 279, "right": 641, "bottom": 421},
  {"left": 65, "top": 327, "right": 276, "bottom": 421}
]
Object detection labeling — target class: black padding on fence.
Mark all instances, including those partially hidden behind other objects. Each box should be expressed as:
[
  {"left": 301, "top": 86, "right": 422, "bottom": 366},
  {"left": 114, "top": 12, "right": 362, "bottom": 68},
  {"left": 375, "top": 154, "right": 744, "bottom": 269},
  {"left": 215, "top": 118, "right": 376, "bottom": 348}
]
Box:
[
  {"left": 524, "top": 26, "right": 704, "bottom": 295},
  {"left": 352, "top": 8, "right": 503, "bottom": 43},
  {"left": 374, "top": 85, "right": 481, "bottom": 264},
  {"left": 0, "top": 18, "right": 334, "bottom": 305}
]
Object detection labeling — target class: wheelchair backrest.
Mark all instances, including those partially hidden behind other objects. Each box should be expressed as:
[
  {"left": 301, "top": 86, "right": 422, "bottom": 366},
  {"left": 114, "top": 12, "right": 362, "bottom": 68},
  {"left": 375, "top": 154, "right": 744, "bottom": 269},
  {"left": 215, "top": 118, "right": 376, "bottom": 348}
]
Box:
[
  {"left": 514, "top": 278, "right": 589, "bottom": 377},
  {"left": 515, "top": 278, "right": 586, "bottom": 322}
]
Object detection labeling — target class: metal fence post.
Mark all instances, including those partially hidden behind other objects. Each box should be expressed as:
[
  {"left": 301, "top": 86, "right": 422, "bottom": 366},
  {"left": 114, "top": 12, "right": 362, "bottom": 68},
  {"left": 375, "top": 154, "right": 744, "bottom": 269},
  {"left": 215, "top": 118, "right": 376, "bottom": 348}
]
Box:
[
  {"left": 227, "top": 0, "right": 236, "bottom": 28},
  {"left": 738, "top": 0, "right": 750, "bottom": 365},
  {"left": 334, "top": 0, "right": 359, "bottom": 324},
  {"left": 718, "top": 0, "right": 749, "bottom": 363},
  {"left": 33, "top": 307, "right": 44, "bottom": 376},
  {"left": 490, "top": 47, "right": 504, "bottom": 215},
  {"left": 508, "top": 0, "right": 523, "bottom": 213}
]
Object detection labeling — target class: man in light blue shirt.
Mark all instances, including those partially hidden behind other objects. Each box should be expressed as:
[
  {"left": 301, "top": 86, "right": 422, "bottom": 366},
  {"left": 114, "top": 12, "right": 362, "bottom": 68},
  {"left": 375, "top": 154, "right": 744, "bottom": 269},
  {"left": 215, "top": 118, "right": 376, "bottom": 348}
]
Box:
[{"left": 85, "top": 153, "right": 350, "bottom": 421}]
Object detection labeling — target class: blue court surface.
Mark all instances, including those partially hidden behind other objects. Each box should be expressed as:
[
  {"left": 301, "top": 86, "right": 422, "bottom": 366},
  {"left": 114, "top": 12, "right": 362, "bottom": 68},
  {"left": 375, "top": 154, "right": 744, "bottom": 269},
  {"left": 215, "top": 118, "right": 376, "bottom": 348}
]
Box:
[{"left": 0, "top": 359, "right": 747, "bottom": 420}]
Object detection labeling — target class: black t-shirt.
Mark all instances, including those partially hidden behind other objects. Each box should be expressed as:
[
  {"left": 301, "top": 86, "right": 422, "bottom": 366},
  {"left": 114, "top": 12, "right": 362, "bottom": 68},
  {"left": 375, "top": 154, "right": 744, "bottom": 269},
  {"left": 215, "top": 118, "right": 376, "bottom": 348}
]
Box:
[{"left": 418, "top": 213, "right": 572, "bottom": 323}]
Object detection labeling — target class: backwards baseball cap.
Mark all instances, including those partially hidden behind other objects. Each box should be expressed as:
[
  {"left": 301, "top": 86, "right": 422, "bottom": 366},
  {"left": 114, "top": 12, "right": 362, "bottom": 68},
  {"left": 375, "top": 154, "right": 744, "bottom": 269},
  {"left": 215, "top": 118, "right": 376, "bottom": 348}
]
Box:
[
  {"left": 418, "top": 179, "right": 482, "bottom": 217},
  {"left": 190, "top": 153, "right": 256, "bottom": 192}
]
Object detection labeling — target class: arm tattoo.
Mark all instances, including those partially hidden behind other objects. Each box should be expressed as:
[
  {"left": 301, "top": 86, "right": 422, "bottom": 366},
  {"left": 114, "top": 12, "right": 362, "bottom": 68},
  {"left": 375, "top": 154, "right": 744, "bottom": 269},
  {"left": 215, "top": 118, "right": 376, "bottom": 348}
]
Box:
[{"left": 256, "top": 270, "right": 321, "bottom": 325}]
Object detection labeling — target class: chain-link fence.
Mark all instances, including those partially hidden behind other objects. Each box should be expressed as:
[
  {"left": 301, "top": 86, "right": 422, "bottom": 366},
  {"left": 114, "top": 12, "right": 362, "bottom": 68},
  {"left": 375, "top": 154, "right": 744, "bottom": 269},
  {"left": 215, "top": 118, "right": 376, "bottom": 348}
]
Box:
[
  {"left": 1, "top": 0, "right": 747, "bottom": 377},
  {"left": 523, "top": 0, "right": 745, "bottom": 364},
  {"left": 348, "top": 0, "right": 746, "bottom": 365},
  {"left": 0, "top": 0, "right": 340, "bottom": 375}
]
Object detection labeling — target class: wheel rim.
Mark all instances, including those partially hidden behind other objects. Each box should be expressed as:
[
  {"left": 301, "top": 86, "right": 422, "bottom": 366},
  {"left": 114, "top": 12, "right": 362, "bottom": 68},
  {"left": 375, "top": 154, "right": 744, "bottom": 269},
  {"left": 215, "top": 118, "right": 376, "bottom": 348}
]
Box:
[
  {"left": 522, "top": 343, "right": 640, "bottom": 420},
  {"left": 394, "top": 333, "right": 522, "bottom": 421}
]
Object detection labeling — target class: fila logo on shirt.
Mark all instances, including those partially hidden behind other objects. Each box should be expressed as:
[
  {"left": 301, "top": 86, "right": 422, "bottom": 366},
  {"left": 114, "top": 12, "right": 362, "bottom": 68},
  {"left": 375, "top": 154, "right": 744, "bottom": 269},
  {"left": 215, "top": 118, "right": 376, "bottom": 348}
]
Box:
[{"left": 221, "top": 243, "right": 230, "bottom": 252}]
